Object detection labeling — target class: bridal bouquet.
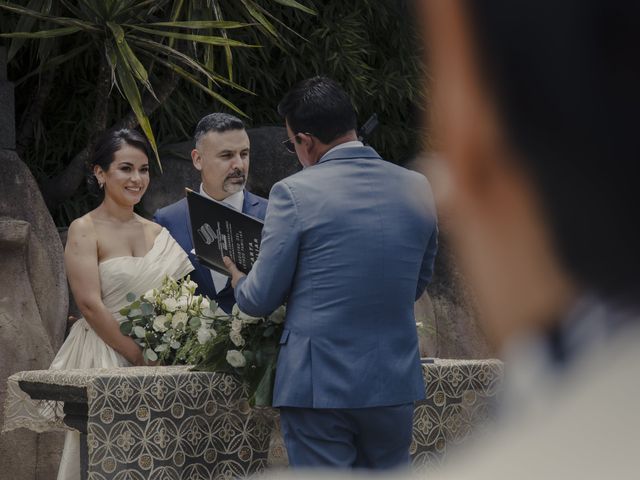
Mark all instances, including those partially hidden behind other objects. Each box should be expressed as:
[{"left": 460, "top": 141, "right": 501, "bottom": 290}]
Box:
[
  {"left": 192, "top": 303, "right": 285, "bottom": 406},
  {"left": 119, "top": 275, "right": 225, "bottom": 365},
  {"left": 120, "top": 275, "right": 285, "bottom": 406}
]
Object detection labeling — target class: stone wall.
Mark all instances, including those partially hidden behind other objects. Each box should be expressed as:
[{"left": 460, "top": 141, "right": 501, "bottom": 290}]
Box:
[{"left": 0, "top": 47, "right": 67, "bottom": 480}]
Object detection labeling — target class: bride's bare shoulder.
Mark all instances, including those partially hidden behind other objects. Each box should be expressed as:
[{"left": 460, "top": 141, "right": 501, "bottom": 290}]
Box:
[
  {"left": 68, "top": 212, "right": 97, "bottom": 237},
  {"left": 136, "top": 214, "right": 163, "bottom": 237},
  {"left": 66, "top": 213, "right": 99, "bottom": 251}
]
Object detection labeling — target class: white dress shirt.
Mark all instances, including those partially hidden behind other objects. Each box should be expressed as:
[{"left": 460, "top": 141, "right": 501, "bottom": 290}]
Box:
[{"left": 199, "top": 184, "right": 244, "bottom": 293}]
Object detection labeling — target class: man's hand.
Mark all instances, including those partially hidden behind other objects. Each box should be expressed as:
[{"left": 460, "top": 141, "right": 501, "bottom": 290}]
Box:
[{"left": 223, "top": 256, "right": 246, "bottom": 289}]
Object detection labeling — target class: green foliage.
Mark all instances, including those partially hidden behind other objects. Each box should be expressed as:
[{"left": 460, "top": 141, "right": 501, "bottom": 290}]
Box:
[
  {"left": 221, "top": 0, "right": 425, "bottom": 163},
  {"left": 2, "top": 0, "right": 423, "bottom": 226}
]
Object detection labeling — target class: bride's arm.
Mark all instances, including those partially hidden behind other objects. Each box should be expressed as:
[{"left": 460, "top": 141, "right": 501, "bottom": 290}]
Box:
[{"left": 64, "top": 218, "right": 145, "bottom": 366}]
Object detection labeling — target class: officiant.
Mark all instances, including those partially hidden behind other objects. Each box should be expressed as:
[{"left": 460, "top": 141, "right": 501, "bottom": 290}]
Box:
[
  {"left": 224, "top": 76, "right": 438, "bottom": 470},
  {"left": 154, "top": 113, "right": 268, "bottom": 313}
]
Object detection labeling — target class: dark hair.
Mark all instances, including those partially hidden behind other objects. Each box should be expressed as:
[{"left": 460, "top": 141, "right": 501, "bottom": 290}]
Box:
[
  {"left": 464, "top": 0, "right": 640, "bottom": 300},
  {"left": 194, "top": 113, "right": 245, "bottom": 145},
  {"left": 87, "top": 128, "right": 151, "bottom": 196},
  {"left": 277, "top": 76, "right": 357, "bottom": 144}
]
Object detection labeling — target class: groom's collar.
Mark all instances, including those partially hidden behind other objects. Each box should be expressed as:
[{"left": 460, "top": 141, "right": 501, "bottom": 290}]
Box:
[{"left": 317, "top": 144, "right": 381, "bottom": 165}]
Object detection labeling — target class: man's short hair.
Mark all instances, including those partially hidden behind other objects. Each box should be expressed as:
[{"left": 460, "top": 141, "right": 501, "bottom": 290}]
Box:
[
  {"left": 194, "top": 113, "right": 245, "bottom": 145},
  {"left": 277, "top": 76, "right": 357, "bottom": 144}
]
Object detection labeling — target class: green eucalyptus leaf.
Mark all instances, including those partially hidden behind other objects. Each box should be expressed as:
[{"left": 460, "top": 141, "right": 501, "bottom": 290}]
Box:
[
  {"left": 243, "top": 350, "right": 255, "bottom": 363},
  {"left": 263, "top": 326, "right": 275, "bottom": 338},
  {"left": 120, "top": 322, "right": 133, "bottom": 336},
  {"left": 144, "top": 348, "right": 158, "bottom": 362},
  {"left": 133, "top": 326, "right": 146, "bottom": 338},
  {"left": 189, "top": 317, "right": 201, "bottom": 329},
  {"left": 141, "top": 302, "right": 154, "bottom": 315},
  {"left": 126, "top": 292, "right": 136, "bottom": 302}
]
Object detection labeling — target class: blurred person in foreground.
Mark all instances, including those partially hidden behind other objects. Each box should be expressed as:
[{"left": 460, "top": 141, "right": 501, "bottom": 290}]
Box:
[
  {"left": 420, "top": 0, "right": 640, "bottom": 476},
  {"left": 256, "top": 0, "right": 640, "bottom": 478}
]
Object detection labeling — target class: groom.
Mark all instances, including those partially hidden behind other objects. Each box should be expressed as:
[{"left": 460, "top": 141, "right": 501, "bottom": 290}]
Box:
[
  {"left": 154, "top": 113, "right": 267, "bottom": 313},
  {"left": 224, "top": 76, "right": 438, "bottom": 469}
]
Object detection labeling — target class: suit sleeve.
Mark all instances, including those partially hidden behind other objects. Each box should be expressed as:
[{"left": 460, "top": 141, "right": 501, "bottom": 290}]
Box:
[
  {"left": 234, "top": 181, "right": 300, "bottom": 316},
  {"left": 416, "top": 224, "right": 438, "bottom": 300}
]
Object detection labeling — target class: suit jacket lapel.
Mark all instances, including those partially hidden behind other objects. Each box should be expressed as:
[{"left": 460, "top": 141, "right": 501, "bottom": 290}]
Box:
[{"left": 242, "top": 190, "right": 261, "bottom": 219}]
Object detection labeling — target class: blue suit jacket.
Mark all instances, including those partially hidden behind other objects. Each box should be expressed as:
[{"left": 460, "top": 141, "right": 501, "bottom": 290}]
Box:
[
  {"left": 154, "top": 190, "right": 267, "bottom": 313},
  {"left": 235, "top": 146, "right": 438, "bottom": 408}
]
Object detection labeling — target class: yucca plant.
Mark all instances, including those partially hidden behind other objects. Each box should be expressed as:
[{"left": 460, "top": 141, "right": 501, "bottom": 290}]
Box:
[{"left": 0, "top": 0, "right": 315, "bottom": 209}]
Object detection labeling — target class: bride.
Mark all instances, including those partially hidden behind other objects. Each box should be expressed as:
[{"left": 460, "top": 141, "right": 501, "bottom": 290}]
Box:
[{"left": 33, "top": 129, "right": 192, "bottom": 479}]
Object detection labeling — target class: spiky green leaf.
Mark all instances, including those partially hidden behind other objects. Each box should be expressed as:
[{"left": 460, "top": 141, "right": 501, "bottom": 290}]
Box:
[
  {"left": 144, "top": 20, "right": 248, "bottom": 30},
  {"left": 128, "top": 25, "right": 257, "bottom": 48},
  {"left": 269, "top": 0, "right": 316, "bottom": 15},
  {"left": 0, "top": 26, "right": 82, "bottom": 39}
]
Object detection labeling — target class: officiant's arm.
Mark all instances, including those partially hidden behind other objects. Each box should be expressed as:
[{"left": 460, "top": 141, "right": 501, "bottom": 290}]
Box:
[
  {"left": 226, "top": 181, "right": 300, "bottom": 317},
  {"left": 65, "top": 219, "right": 145, "bottom": 366}
]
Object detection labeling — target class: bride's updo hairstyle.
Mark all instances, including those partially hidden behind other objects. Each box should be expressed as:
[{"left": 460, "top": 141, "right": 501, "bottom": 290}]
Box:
[{"left": 87, "top": 128, "right": 152, "bottom": 197}]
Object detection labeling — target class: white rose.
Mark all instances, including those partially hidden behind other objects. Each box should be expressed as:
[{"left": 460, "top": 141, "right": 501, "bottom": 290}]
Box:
[
  {"left": 200, "top": 297, "right": 210, "bottom": 312},
  {"left": 269, "top": 306, "right": 286, "bottom": 324},
  {"left": 197, "top": 327, "right": 216, "bottom": 345},
  {"left": 231, "top": 318, "right": 243, "bottom": 333},
  {"left": 181, "top": 280, "right": 198, "bottom": 296},
  {"left": 226, "top": 350, "right": 246, "bottom": 368},
  {"left": 142, "top": 288, "right": 157, "bottom": 302},
  {"left": 172, "top": 311, "right": 188, "bottom": 329},
  {"left": 232, "top": 304, "right": 261, "bottom": 325},
  {"left": 177, "top": 295, "right": 190, "bottom": 312},
  {"left": 152, "top": 315, "right": 169, "bottom": 332},
  {"left": 229, "top": 330, "right": 245, "bottom": 347},
  {"left": 163, "top": 298, "right": 178, "bottom": 312}
]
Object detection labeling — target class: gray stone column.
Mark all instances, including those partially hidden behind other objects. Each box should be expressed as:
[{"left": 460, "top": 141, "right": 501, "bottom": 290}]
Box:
[
  {"left": 0, "top": 44, "right": 67, "bottom": 480},
  {"left": 0, "top": 46, "right": 16, "bottom": 150}
]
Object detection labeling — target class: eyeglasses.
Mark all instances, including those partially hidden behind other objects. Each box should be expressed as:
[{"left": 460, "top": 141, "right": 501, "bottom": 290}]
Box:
[{"left": 282, "top": 132, "right": 314, "bottom": 154}]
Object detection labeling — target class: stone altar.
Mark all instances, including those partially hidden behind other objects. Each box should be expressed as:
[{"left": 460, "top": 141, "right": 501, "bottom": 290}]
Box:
[{"left": 5, "top": 360, "right": 503, "bottom": 479}]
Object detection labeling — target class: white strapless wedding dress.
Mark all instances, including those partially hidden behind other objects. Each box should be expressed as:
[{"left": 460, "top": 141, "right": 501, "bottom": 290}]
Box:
[{"left": 4, "top": 227, "right": 193, "bottom": 480}]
